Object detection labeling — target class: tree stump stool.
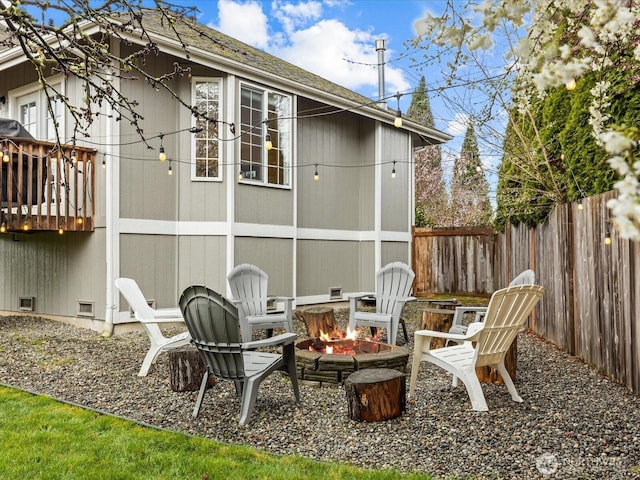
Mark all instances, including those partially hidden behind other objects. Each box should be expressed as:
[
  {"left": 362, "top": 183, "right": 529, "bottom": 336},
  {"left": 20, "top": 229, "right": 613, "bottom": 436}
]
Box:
[
  {"left": 344, "top": 368, "right": 406, "bottom": 422},
  {"left": 168, "top": 346, "right": 211, "bottom": 392},
  {"left": 421, "top": 308, "right": 456, "bottom": 349},
  {"left": 294, "top": 306, "right": 339, "bottom": 338}
]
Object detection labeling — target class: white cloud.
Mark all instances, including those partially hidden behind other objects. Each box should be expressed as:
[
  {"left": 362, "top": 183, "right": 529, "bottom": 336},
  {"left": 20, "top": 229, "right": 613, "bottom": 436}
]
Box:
[
  {"left": 213, "top": 0, "right": 270, "bottom": 49},
  {"left": 273, "top": 0, "right": 323, "bottom": 35},
  {"left": 446, "top": 112, "right": 469, "bottom": 136},
  {"left": 214, "top": 0, "right": 411, "bottom": 97}
]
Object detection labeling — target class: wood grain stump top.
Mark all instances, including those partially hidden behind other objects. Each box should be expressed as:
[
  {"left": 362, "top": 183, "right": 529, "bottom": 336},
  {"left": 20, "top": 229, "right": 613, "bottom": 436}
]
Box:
[{"left": 344, "top": 368, "right": 406, "bottom": 422}]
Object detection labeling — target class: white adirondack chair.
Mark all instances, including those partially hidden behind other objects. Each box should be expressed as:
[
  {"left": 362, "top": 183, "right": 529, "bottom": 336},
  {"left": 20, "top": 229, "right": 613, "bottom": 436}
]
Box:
[
  {"left": 227, "top": 264, "right": 293, "bottom": 341},
  {"left": 115, "top": 277, "right": 190, "bottom": 376},
  {"left": 409, "top": 284, "right": 545, "bottom": 411},
  {"left": 179, "top": 285, "right": 300, "bottom": 425},
  {"left": 448, "top": 269, "right": 536, "bottom": 337},
  {"left": 348, "top": 262, "right": 416, "bottom": 345}
]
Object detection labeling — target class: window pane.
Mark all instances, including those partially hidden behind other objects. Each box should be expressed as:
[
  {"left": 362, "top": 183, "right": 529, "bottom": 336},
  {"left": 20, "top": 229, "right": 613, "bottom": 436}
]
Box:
[{"left": 193, "top": 80, "right": 220, "bottom": 179}]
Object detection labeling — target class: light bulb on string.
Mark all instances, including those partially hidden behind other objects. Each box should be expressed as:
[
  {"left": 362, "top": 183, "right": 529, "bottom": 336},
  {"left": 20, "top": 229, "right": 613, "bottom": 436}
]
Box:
[
  {"left": 0, "top": 222, "right": 6, "bottom": 233},
  {"left": 238, "top": 169, "right": 243, "bottom": 180},
  {"left": 577, "top": 201, "right": 583, "bottom": 211},
  {"left": 168, "top": 160, "right": 173, "bottom": 176},
  {"left": 565, "top": 78, "right": 576, "bottom": 91},
  {"left": 265, "top": 133, "right": 272, "bottom": 151},
  {"left": 2, "top": 149, "right": 8, "bottom": 162},
  {"left": 102, "top": 154, "right": 106, "bottom": 168},
  {"left": 314, "top": 164, "right": 319, "bottom": 181},
  {"left": 604, "top": 229, "right": 612, "bottom": 246},
  {"left": 158, "top": 134, "right": 167, "bottom": 162},
  {"left": 393, "top": 92, "right": 403, "bottom": 128},
  {"left": 391, "top": 161, "right": 396, "bottom": 179}
]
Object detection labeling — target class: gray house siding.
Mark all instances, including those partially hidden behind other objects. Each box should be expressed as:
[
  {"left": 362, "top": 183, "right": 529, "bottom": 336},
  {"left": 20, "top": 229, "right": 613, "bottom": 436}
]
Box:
[
  {"left": 296, "top": 239, "right": 361, "bottom": 297},
  {"left": 235, "top": 185, "right": 293, "bottom": 225},
  {"left": 177, "top": 235, "right": 227, "bottom": 296},
  {"left": 0, "top": 230, "right": 105, "bottom": 318},
  {"left": 234, "top": 236, "right": 294, "bottom": 296}
]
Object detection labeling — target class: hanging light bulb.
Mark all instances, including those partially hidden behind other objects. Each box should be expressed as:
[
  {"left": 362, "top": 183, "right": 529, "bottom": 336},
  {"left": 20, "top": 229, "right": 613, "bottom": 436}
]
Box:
[
  {"left": 604, "top": 230, "right": 612, "bottom": 245},
  {"left": 265, "top": 133, "right": 273, "bottom": 151},
  {"left": 565, "top": 78, "right": 576, "bottom": 91},
  {"left": 168, "top": 160, "right": 173, "bottom": 176},
  {"left": 102, "top": 155, "right": 106, "bottom": 168},
  {"left": 391, "top": 161, "right": 396, "bottom": 179},
  {"left": 314, "top": 164, "right": 319, "bottom": 181},
  {"left": 58, "top": 227, "right": 64, "bottom": 235},
  {"left": 158, "top": 134, "right": 167, "bottom": 162},
  {"left": 0, "top": 222, "right": 6, "bottom": 233},
  {"left": 394, "top": 109, "right": 403, "bottom": 128},
  {"left": 238, "top": 169, "right": 243, "bottom": 180},
  {"left": 577, "top": 201, "right": 584, "bottom": 211},
  {"left": 393, "top": 92, "right": 403, "bottom": 128},
  {"left": 2, "top": 149, "right": 8, "bottom": 162},
  {"left": 70, "top": 148, "right": 77, "bottom": 164},
  {"left": 77, "top": 217, "right": 83, "bottom": 225},
  {"left": 22, "top": 219, "right": 29, "bottom": 231}
]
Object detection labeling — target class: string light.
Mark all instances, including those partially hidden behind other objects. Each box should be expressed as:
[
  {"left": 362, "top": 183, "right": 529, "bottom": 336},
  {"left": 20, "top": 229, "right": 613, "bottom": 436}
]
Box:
[
  {"left": 0, "top": 222, "right": 6, "bottom": 233},
  {"left": 577, "top": 201, "right": 583, "bottom": 211},
  {"left": 393, "top": 92, "right": 402, "bottom": 128},
  {"left": 391, "top": 161, "right": 396, "bottom": 179},
  {"left": 604, "top": 229, "right": 612, "bottom": 245},
  {"left": 314, "top": 164, "right": 319, "bottom": 181},
  {"left": 70, "top": 137, "right": 77, "bottom": 163},
  {"left": 168, "top": 159, "right": 173, "bottom": 175},
  {"left": 158, "top": 134, "right": 167, "bottom": 162},
  {"left": 102, "top": 154, "right": 106, "bottom": 168},
  {"left": 565, "top": 78, "right": 576, "bottom": 91},
  {"left": 265, "top": 133, "right": 272, "bottom": 151},
  {"left": 22, "top": 218, "right": 29, "bottom": 231}
]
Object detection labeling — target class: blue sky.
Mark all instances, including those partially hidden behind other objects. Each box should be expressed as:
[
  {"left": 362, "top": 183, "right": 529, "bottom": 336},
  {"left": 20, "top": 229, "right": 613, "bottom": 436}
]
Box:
[{"left": 185, "top": 0, "right": 500, "bottom": 189}]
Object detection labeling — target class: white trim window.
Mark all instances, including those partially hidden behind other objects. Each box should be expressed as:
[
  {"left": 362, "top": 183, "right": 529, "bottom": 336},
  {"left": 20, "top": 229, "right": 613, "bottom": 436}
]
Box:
[
  {"left": 192, "top": 78, "right": 222, "bottom": 181},
  {"left": 10, "top": 80, "right": 64, "bottom": 141},
  {"left": 239, "top": 84, "right": 292, "bottom": 187}
]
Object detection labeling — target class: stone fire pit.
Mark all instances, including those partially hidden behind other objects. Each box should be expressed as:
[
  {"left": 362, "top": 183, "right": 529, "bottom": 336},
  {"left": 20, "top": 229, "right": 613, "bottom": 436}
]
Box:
[{"left": 294, "top": 337, "right": 409, "bottom": 385}]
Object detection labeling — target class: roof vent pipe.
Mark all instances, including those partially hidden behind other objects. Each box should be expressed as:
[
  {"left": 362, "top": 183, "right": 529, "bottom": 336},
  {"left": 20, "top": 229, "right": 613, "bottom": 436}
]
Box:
[{"left": 375, "top": 39, "right": 386, "bottom": 107}]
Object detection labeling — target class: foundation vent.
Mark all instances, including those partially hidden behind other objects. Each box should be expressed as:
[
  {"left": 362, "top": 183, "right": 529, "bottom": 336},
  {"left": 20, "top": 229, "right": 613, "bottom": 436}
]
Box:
[
  {"left": 77, "top": 301, "right": 95, "bottom": 318},
  {"left": 329, "top": 287, "right": 342, "bottom": 300},
  {"left": 19, "top": 296, "right": 35, "bottom": 312}
]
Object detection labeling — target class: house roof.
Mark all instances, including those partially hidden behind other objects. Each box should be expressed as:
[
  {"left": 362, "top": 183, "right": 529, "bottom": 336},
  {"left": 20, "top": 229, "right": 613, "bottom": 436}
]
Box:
[
  {"left": 134, "top": 10, "right": 451, "bottom": 145},
  {"left": 0, "top": 8, "right": 451, "bottom": 145}
]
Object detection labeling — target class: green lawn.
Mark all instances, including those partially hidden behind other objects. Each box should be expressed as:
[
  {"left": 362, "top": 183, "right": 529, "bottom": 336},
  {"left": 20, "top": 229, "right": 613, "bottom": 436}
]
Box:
[{"left": 0, "top": 386, "right": 433, "bottom": 480}]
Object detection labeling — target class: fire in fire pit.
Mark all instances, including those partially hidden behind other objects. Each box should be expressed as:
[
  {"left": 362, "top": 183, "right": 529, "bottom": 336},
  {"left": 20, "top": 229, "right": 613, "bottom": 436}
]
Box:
[{"left": 294, "top": 332, "right": 408, "bottom": 386}]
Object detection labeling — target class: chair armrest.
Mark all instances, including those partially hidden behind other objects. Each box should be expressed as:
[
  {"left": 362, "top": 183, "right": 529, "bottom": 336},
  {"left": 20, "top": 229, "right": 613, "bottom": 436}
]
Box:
[
  {"left": 415, "top": 322, "right": 485, "bottom": 342},
  {"left": 451, "top": 306, "right": 487, "bottom": 327},
  {"left": 242, "top": 332, "right": 297, "bottom": 350},
  {"left": 345, "top": 292, "right": 375, "bottom": 300},
  {"left": 136, "top": 308, "right": 184, "bottom": 323}
]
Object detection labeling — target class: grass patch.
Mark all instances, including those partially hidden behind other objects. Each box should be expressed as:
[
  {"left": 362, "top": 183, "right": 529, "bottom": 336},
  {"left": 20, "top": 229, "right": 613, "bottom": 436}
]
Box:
[{"left": 0, "top": 386, "right": 433, "bottom": 480}]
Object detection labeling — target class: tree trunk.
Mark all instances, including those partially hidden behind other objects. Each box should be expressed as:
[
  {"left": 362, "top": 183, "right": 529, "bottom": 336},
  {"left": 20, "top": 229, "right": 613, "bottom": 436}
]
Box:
[
  {"left": 168, "top": 346, "right": 210, "bottom": 392},
  {"left": 344, "top": 368, "right": 405, "bottom": 422},
  {"left": 421, "top": 308, "right": 455, "bottom": 349},
  {"left": 294, "top": 306, "right": 339, "bottom": 338}
]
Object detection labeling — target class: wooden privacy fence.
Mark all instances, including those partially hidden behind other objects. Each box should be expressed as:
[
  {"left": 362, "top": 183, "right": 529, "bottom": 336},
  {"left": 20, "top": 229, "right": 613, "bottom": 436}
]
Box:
[{"left": 412, "top": 191, "right": 640, "bottom": 393}]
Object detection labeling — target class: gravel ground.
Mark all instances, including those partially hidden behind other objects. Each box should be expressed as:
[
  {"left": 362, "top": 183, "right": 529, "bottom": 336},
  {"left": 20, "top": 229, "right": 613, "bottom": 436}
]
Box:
[{"left": 1, "top": 304, "right": 639, "bottom": 480}]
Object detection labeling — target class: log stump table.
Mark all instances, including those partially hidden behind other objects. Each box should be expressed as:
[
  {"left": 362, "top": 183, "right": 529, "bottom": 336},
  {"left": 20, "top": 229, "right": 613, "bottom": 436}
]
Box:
[
  {"left": 421, "top": 308, "right": 457, "bottom": 350},
  {"left": 168, "top": 346, "right": 211, "bottom": 392},
  {"left": 344, "top": 368, "right": 406, "bottom": 422}
]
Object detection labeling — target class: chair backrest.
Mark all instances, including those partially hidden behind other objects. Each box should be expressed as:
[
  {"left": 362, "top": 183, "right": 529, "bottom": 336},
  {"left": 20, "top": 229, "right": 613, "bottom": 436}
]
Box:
[
  {"left": 227, "top": 263, "right": 269, "bottom": 318},
  {"left": 473, "top": 284, "right": 544, "bottom": 367},
  {"left": 509, "top": 269, "right": 535, "bottom": 286},
  {"left": 179, "top": 285, "right": 246, "bottom": 380},
  {"left": 376, "top": 262, "right": 415, "bottom": 315},
  {"left": 115, "top": 277, "right": 155, "bottom": 321}
]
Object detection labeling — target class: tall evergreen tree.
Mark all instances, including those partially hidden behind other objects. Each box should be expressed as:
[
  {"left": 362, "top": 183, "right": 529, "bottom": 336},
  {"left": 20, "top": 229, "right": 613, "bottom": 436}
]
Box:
[
  {"left": 407, "top": 77, "right": 449, "bottom": 227},
  {"left": 450, "top": 123, "right": 492, "bottom": 226}
]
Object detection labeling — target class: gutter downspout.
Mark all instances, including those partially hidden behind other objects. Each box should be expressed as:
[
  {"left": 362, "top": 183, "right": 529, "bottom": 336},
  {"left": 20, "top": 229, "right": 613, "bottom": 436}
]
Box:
[{"left": 102, "top": 38, "right": 121, "bottom": 336}]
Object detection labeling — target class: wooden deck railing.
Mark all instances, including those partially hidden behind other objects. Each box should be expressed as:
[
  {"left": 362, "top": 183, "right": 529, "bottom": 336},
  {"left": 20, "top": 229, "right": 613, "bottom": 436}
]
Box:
[{"left": 0, "top": 137, "right": 97, "bottom": 233}]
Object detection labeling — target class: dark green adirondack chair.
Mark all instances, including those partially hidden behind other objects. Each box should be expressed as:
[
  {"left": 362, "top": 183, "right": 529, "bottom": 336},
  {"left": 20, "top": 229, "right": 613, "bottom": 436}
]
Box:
[{"left": 179, "top": 285, "right": 300, "bottom": 425}]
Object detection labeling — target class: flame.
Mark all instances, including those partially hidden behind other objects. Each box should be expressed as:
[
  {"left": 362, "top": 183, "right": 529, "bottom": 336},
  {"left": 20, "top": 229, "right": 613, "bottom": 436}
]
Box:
[
  {"left": 325, "top": 345, "right": 333, "bottom": 354},
  {"left": 345, "top": 326, "right": 361, "bottom": 341},
  {"left": 319, "top": 330, "right": 332, "bottom": 342}
]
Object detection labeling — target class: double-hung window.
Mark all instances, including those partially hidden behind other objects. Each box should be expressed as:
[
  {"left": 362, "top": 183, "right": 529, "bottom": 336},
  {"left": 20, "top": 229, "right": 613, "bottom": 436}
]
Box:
[
  {"left": 239, "top": 84, "right": 291, "bottom": 187},
  {"left": 192, "top": 78, "right": 222, "bottom": 180}
]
